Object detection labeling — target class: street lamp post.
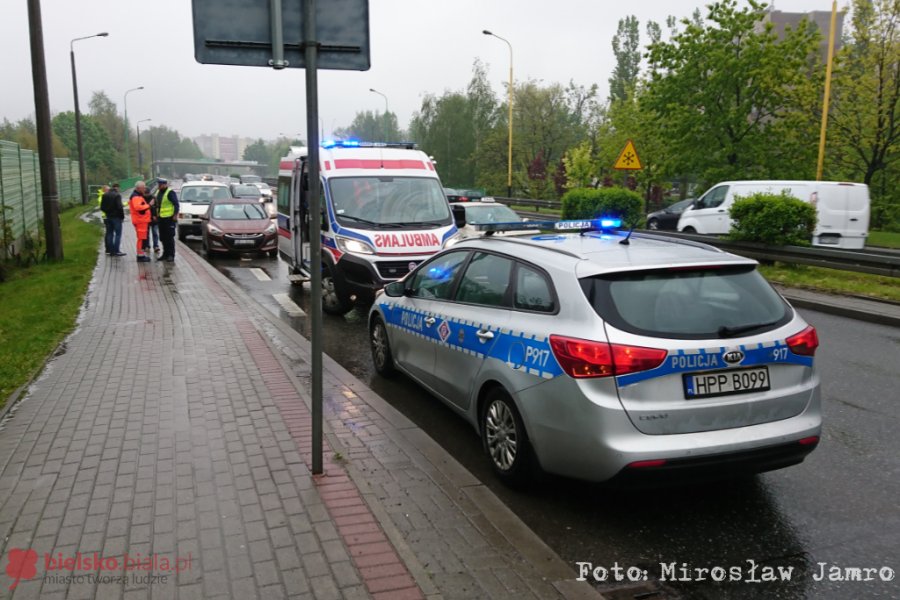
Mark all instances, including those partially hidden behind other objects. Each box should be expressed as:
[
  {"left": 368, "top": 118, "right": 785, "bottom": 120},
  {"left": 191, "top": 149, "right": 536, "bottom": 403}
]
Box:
[
  {"left": 369, "top": 88, "right": 389, "bottom": 140},
  {"left": 123, "top": 86, "right": 144, "bottom": 178},
  {"left": 70, "top": 32, "right": 108, "bottom": 204},
  {"left": 136, "top": 118, "right": 151, "bottom": 178},
  {"left": 483, "top": 30, "right": 513, "bottom": 198}
]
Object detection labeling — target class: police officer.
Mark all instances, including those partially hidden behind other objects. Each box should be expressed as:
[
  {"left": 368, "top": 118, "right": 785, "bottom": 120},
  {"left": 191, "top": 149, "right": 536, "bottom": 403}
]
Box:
[{"left": 156, "top": 178, "right": 179, "bottom": 262}]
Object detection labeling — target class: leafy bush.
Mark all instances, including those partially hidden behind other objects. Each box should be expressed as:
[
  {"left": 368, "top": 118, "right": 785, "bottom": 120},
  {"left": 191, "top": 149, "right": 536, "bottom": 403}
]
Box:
[
  {"left": 728, "top": 192, "right": 817, "bottom": 246},
  {"left": 560, "top": 187, "right": 643, "bottom": 226}
]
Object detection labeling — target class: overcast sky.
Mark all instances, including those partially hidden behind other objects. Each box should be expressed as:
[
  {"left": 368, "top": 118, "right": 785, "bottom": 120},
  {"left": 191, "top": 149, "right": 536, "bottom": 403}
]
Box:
[{"left": 3, "top": 0, "right": 838, "bottom": 142}]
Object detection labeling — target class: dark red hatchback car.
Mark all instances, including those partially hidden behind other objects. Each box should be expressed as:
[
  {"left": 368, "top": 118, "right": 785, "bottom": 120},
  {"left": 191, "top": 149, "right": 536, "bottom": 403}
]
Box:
[{"left": 201, "top": 199, "right": 277, "bottom": 257}]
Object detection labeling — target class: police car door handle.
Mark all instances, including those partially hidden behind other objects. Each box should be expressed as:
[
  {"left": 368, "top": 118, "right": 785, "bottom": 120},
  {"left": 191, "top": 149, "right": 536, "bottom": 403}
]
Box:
[
  {"left": 424, "top": 317, "right": 436, "bottom": 326},
  {"left": 476, "top": 329, "right": 494, "bottom": 341}
]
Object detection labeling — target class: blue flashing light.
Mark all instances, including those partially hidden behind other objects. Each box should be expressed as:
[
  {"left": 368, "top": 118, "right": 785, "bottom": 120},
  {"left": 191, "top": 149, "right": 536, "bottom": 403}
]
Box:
[{"left": 599, "top": 218, "right": 622, "bottom": 229}]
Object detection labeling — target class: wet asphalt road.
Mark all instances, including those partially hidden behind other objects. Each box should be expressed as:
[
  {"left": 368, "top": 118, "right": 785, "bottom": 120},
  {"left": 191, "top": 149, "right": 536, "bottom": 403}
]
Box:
[{"left": 185, "top": 242, "right": 899, "bottom": 600}]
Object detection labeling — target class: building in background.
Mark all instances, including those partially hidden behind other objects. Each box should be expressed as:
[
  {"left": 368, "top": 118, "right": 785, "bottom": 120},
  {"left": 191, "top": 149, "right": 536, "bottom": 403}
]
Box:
[
  {"left": 193, "top": 134, "right": 253, "bottom": 161},
  {"left": 762, "top": 9, "right": 844, "bottom": 60}
]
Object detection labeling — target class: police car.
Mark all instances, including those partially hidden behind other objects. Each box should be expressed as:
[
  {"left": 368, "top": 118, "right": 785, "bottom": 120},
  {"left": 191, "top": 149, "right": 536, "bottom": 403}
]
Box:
[{"left": 368, "top": 219, "right": 821, "bottom": 485}]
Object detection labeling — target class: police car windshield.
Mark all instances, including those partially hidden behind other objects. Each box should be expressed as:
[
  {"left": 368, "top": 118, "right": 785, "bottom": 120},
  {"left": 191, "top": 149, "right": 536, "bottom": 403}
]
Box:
[
  {"left": 580, "top": 265, "right": 791, "bottom": 339},
  {"left": 329, "top": 177, "right": 451, "bottom": 229}
]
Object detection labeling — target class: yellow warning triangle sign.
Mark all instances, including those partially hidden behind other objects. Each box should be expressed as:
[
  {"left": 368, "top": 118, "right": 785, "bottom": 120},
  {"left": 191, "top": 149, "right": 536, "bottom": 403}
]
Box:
[{"left": 613, "top": 139, "right": 642, "bottom": 170}]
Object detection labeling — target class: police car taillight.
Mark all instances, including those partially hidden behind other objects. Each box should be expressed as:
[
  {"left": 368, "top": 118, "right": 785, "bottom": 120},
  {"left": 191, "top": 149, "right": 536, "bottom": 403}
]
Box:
[
  {"left": 549, "top": 335, "right": 667, "bottom": 378},
  {"left": 786, "top": 326, "right": 819, "bottom": 356}
]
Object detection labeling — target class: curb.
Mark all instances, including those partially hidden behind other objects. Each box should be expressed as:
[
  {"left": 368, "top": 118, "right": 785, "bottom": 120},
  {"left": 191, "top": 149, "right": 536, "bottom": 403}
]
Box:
[
  {"left": 778, "top": 287, "right": 900, "bottom": 328},
  {"left": 177, "top": 240, "right": 604, "bottom": 600}
]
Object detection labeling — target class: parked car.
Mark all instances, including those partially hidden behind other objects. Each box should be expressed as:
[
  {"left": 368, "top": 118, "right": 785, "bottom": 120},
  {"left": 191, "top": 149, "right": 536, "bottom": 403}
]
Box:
[
  {"left": 646, "top": 198, "right": 694, "bottom": 231},
  {"left": 177, "top": 181, "right": 231, "bottom": 241},
  {"left": 201, "top": 199, "right": 277, "bottom": 257},
  {"left": 229, "top": 183, "right": 263, "bottom": 200},
  {"left": 444, "top": 187, "right": 485, "bottom": 202},
  {"left": 450, "top": 200, "right": 539, "bottom": 239},
  {"left": 369, "top": 220, "right": 821, "bottom": 485},
  {"left": 239, "top": 174, "right": 263, "bottom": 184}
]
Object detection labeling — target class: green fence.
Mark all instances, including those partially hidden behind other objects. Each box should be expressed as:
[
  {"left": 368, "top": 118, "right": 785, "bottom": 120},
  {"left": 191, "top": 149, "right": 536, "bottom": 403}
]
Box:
[{"left": 0, "top": 139, "right": 80, "bottom": 259}]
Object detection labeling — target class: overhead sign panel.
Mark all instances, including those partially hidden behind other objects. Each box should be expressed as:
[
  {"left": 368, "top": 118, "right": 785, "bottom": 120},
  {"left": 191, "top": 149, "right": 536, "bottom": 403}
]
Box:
[
  {"left": 192, "top": 0, "right": 370, "bottom": 70},
  {"left": 614, "top": 139, "right": 642, "bottom": 170}
]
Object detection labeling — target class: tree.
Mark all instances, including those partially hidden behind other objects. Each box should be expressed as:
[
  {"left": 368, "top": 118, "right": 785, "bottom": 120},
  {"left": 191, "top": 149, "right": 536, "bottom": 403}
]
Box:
[
  {"left": 334, "top": 110, "right": 400, "bottom": 141},
  {"left": 88, "top": 91, "right": 125, "bottom": 155},
  {"left": 643, "top": 0, "right": 820, "bottom": 185},
  {"left": 242, "top": 139, "right": 270, "bottom": 164},
  {"left": 828, "top": 0, "right": 900, "bottom": 228},
  {"left": 609, "top": 16, "right": 641, "bottom": 103},
  {"left": 51, "top": 112, "right": 117, "bottom": 183},
  {"left": 1, "top": 117, "right": 68, "bottom": 157}
]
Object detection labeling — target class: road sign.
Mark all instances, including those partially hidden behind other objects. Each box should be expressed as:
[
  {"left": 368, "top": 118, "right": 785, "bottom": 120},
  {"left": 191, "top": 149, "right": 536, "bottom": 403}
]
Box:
[
  {"left": 192, "top": 0, "right": 370, "bottom": 70},
  {"left": 614, "top": 139, "right": 642, "bottom": 170}
]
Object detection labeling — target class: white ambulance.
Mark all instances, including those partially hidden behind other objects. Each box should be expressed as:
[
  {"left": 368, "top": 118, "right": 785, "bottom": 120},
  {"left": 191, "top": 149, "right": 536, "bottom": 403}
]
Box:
[
  {"left": 276, "top": 141, "right": 461, "bottom": 315},
  {"left": 677, "top": 180, "right": 870, "bottom": 249}
]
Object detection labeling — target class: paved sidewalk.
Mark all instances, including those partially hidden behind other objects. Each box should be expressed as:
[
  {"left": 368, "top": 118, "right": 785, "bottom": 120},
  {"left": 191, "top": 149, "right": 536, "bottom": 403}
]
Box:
[{"left": 0, "top": 224, "right": 599, "bottom": 600}]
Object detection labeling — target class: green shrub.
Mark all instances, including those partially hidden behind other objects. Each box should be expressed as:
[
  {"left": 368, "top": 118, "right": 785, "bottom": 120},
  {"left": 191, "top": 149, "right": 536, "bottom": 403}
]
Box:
[
  {"left": 560, "top": 187, "right": 643, "bottom": 226},
  {"left": 728, "top": 192, "right": 817, "bottom": 246}
]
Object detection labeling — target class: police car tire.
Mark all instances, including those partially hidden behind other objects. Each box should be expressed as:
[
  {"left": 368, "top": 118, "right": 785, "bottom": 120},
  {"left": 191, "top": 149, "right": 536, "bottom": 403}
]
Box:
[
  {"left": 481, "top": 389, "right": 532, "bottom": 486},
  {"left": 321, "top": 262, "right": 353, "bottom": 316},
  {"left": 369, "top": 316, "right": 396, "bottom": 376}
]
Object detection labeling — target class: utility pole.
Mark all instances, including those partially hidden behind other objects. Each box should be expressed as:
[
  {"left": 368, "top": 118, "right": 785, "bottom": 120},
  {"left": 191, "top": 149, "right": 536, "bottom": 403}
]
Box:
[
  {"left": 27, "top": 0, "right": 63, "bottom": 260},
  {"left": 70, "top": 32, "right": 108, "bottom": 204}
]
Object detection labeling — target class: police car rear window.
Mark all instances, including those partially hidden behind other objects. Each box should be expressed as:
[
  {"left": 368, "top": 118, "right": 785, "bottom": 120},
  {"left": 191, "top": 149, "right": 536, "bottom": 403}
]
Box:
[{"left": 580, "top": 265, "right": 791, "bottom": 339}]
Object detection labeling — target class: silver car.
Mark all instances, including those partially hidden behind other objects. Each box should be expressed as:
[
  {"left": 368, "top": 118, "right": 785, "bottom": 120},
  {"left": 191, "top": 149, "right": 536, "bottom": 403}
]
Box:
[{"left": 368, "top": 225, "right": 821, "bottom": 485}]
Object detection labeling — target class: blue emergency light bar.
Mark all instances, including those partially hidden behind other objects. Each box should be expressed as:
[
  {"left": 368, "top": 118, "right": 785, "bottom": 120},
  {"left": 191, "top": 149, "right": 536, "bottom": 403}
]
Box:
[
  {"left": 473, "top": 217, "right": 622, "bottom": 235},
  {"left": 321, "top": 140, "right": 417, "bottom": 150}
]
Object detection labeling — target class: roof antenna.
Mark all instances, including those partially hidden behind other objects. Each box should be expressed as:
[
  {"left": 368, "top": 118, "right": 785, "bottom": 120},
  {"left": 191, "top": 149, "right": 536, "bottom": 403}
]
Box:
[{"left": 619, "top": 218, "right": 638, "bottom": 245}]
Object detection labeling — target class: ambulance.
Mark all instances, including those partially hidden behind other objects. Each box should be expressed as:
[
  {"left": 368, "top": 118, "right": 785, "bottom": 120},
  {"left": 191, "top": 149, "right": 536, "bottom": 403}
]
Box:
[{"left": 276, "top": 141, "right": 461, "bottom": 315}]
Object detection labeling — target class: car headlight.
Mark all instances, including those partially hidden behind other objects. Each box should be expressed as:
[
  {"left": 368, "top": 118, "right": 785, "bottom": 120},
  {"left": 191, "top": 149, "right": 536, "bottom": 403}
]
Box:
[
  {"left": 265, "top": 222, "right": 277, "bottom": 234},
  {"left": 207, "top": 224, "right": 223, "bottom": 235},
  {"left": 443, "top": 233, "right": 461, "bottom": 249},
  {"left": 336, "top": 236, "right": 375, "bottom": 255}
]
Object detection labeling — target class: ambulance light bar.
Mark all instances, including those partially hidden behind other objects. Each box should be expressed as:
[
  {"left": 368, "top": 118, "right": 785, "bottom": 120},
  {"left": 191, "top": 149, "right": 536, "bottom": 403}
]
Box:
[{"left": 321, "top": 140, "right": 417, "bottom": 150}]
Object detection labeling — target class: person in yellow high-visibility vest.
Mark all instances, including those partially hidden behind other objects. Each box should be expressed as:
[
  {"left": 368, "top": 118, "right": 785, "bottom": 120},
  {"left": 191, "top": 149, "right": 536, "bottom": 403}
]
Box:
[
  {"left": 156, "top": 179, "right": 179, "bottom": 262},
  {"left": 96, "top": 185, "right": 109, "bottom": 219}
]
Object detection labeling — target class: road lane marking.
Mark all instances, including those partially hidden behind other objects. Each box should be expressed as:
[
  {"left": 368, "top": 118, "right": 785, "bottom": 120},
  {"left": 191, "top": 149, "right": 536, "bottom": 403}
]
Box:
[
  {"left": 250, "top": 268, "right": 271, "bottom": 281},
  {"left": 273, "top": 293, "right": 306, "bottom": 317}
]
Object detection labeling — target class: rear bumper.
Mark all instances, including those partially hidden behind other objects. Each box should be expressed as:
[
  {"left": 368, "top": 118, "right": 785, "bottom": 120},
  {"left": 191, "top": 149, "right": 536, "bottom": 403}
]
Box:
[{"left": 516, "top": 376, "right": 822, "bottom": 483}]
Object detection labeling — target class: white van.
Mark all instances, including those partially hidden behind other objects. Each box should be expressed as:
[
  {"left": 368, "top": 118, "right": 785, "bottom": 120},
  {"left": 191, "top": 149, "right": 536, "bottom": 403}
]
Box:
[
  {"left": 677, "top": 180, "right": 870, "bottom": 249},
  {"left": 276, "top": 141, "right": 460, "bottom": 315}
]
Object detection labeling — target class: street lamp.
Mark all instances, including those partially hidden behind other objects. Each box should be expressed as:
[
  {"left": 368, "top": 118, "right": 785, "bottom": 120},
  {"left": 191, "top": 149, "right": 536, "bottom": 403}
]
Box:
[
  {"left": 70, "top": 32, "right": 108, "bottom": 204},
  {"left": 483, "top": 29, "right": 513, "bottom": 198},
  {"left": 136, "top": 118, "right": 151, "bottom": 177},
  {"left": 123, "top": 86, "right": 144, "bottom": 178},
  {"left": 369, "top": 88, "right": 389, "bottom": 140}
]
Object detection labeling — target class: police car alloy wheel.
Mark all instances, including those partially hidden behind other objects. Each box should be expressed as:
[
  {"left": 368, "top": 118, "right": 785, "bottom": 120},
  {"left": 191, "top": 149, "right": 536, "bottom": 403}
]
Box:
[
  {"left": 370, "top": 316, "right": 396, "bottom": 376},
  {"left": 482, "top": 388, "right": 532, "bottom": 485}
]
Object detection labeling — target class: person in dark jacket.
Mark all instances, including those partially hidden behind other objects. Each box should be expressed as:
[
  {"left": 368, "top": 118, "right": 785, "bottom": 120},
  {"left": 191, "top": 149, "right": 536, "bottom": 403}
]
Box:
[
  {"left": 156, "top": 178, "right": 180, "bottom": 262},
  {"left": 100, "top": 183, "right": 125, "bottom": 256}
]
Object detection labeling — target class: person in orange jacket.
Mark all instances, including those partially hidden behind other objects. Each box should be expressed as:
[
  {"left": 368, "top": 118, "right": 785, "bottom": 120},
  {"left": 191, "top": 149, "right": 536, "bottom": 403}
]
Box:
[{"left": 129, "top": 181, "right": 153, "bottom": 262}]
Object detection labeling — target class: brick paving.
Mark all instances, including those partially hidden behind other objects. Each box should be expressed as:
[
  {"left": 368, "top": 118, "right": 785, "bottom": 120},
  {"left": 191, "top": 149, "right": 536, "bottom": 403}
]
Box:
[{"left": 0, "top": 223, "right": 599, "bottom": 600}]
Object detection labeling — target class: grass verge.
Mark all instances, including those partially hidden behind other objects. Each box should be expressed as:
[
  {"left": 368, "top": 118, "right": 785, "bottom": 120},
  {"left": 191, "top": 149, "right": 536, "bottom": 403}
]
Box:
[
  {"left": 758, "top": 262, "right": 900, "bottom": 303},
  {"left": 867, "top": 230, "right": 900, "bottom": 249},
  {"left": 0, "top": 207, "right": 100, "bottom": 408}
]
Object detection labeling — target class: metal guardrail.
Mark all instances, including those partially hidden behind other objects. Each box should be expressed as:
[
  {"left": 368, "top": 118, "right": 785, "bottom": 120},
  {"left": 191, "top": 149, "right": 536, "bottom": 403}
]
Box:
[
  {"left": 500, "top": 201, "right": 900, "bottom": 277},
  {"left": 493, "top": 196, "right": 561, "bottom": 211},
  {"left": 643, "top": 230, "right": 900, "bottom": 278}
]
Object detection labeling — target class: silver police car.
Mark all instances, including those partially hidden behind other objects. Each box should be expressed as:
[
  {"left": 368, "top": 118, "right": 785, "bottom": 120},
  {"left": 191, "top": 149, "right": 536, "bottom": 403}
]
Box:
[{"left": 368, "top": 221, "right": 821, "bottom": 485}]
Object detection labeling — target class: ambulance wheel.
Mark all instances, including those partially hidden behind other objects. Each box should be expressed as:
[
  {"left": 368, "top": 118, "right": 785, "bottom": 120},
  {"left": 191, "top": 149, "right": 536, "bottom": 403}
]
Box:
[
  {"left": 369, "top": 316, "right": 396, "bottom": 376},
  {"left": 481, "top": 388, "right": 533, "bottom": 487},
  {"left": 322, "top": 262, "right": 353, "bottom": 316}
]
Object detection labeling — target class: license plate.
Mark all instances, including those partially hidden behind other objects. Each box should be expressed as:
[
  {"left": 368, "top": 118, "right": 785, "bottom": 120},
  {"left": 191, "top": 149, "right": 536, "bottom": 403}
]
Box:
[
  {"left": 233, "top": 239, "right": 255, "bottom": 246},
  {"left": 683, "top": 366, "right": 770, "bottom": 399},
  {"left": 818, "top": 237, "right": 839, "bottom": 245}
]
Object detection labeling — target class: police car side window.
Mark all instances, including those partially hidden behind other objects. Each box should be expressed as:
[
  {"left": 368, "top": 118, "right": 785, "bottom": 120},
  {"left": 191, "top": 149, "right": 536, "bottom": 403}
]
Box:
[
  {"left": 455, "top": 252, "right": 513, "bottom": 307},
  {"left": 514, "top": 264, "right": 555, "bottom": 312},
  {"left": 409, "top": 251, "right": 469, "bottom": 300}
]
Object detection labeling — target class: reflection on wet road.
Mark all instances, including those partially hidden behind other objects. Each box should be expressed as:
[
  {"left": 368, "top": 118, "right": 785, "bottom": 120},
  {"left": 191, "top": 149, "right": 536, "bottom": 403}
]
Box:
[{"left": 186, "top": 240, "right": 900, "bottom": 600}]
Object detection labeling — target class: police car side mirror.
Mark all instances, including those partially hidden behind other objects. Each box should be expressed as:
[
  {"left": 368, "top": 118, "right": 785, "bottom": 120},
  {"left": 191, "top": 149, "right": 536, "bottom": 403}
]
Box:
[
  {"left": 451, "top": 205, "right": 466, "bottom": 228},
  {"left": 384, "top": 281, "right": 405, "bottom": 297}
]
